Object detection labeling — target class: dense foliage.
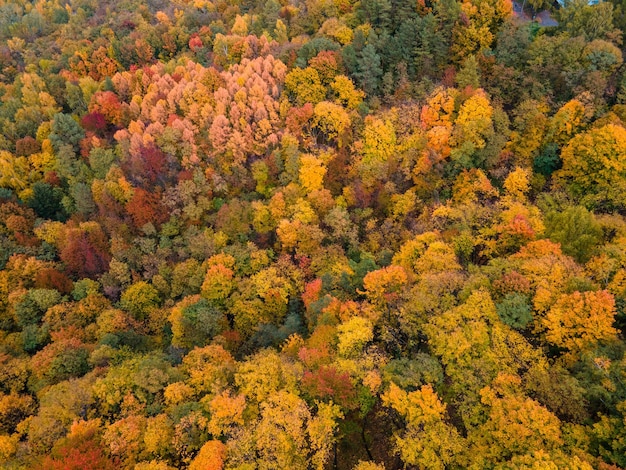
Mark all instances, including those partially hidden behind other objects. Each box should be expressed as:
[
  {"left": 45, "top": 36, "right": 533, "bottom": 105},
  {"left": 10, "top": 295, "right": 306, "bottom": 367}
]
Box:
[{"left": 2, "top": 0, "right": 626, "bottom": 468}]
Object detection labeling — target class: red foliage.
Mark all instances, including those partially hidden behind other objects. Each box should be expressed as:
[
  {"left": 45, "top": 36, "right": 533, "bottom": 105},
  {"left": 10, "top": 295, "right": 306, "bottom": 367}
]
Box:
[
  {"left": 35, "top": 268, "right": 74, "bottom": 294},
  {"left": 81, "top": 112, "right": 108, "bottom": 133},
  {"left": 302, "top": 366, "right": 357, "bottom": 409},
  {"left": 442, "top": 66, "right": 456, "bottom": 88},
  {"left": 126, "top": 187, "right": 169, "bottom": 229},
  {"left": 189, "top": 35, "right": 204, "bottom": 52},
  {"left": 122, "top": 145, "right": 169, "bottom": 188},
  {"left": 89, "top": 91, "right": 123, "bottom": 126},
  {"left": 43, "top": 171, "right": 61, "bottom": 187},
  {"left": 60, "top": 226, "right": 111, "bottom": 279},
  {"left": 40, "top": 439, "right": 116, "bottom": 470},
  {"left": 493, "top": 271, "right": 532, "bottom": 297},
  {"left": 302, "top": 278, "right": 323, "bottom": 310}
]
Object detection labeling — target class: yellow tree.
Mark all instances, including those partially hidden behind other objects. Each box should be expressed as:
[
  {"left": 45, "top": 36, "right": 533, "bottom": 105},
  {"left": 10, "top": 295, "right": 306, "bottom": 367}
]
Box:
[
  {"left": 466, "top": 374, "right": 563, "bottom": 467},
  {"left": 357, "top": 117, "right": 397, "bottom": 188},
  {"left": 383, "top": 383, "right": 464, "bottom": 469},
  {"left": 543, "top": 290, "right": 618, "bottom": 354},
  {"left": 299, "top": 154, "right": 327, "bottom": 193},
  {"left": 285, "top": 68, "right": 327, "bottom": 106},
  {"left": 557, "top": 123, "right": 626, "bottom": 209}
]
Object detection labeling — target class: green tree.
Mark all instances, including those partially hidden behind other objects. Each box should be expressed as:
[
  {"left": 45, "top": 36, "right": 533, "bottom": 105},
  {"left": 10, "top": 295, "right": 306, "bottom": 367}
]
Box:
[
  {"left": 544, "top": 206, "right": 602, "bottom": 263},
  {"left": 356, "top": 45, "right": 383, "bottom": 96}
]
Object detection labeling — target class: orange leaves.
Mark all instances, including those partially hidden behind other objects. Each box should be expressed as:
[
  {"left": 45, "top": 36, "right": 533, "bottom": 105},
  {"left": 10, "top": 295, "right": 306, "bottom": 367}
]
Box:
[
  {"left": 189, "top": 440, "right": 226, "bottom": 470},
  {"left": 126, "top": 188, "right": 168, "bottom": 230},
  {"left": 206, "top": 391, "right": 246, "bottom": 437},
  {"left": 201, "top": 264, "right": 235, "bottom": 302},
  {"left": 362, "top": 265, "right": 408, "bottom": 307},
  {"left": 543, "top": 290, "right": 618, "bottom": 353}
]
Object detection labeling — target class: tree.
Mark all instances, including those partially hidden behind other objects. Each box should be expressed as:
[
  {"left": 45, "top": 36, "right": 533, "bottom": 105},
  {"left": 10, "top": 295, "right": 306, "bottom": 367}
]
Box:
[
  {"left": 467, "top": 374, "right": 563, "bottom": 466},
  {"left": 120, "top": 281, "right": 160, "bottom": 321},
  {"left": 285, "top": 68, "right": 327, "bottom": 106},
  {"left": 544, "top": 206, "right": 602, "bottom": 263},
  {"left": 358, "top": 117, "right": 396, "bottom": 187},
  {"left": 59, "top": 224, "right": 111, "bottom": 279},
  {"left": 189, "top": 440, "right": 226, "bottom": 470},
  {"left": 28, "top": 182, "right": 67, "bottom": 221},
  {"left": 313, "top": 101, "right": 351, "bottom": 145},
  {"left": 356, "top": 44, "right": 382, "bottom": 96},
  {"left": 543, "top": 290, "right": 617, "bottom": 354},
  {"left": 169, "top": 296, "right": 225, "bottom": 349},
  {"left": 299, "top": 154, "right": 327, "bottom": 193},
  {"left": 558, "top": 124, "right": 626, "bottom": 209},
  {"left": 383, "top": 383, "right": 464, "bottom": 469},
  {"left": 49, "top": 113, "right": 84, "bottom": 152}
]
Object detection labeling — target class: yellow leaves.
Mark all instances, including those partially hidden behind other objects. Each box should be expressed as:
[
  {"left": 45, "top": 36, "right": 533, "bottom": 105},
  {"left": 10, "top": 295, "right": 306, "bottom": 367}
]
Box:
[
  {"left": 511, "top": 240, "right": 580, "bottom": 313},
  {"left": 183, "top": 345, "right": 235, "bottom": 394},
  {"left": 453, "top": 89, "right": 494, "bottom": 150},
  {"left": 231, "top": 15, "right": 249, "bottom": 36},
  {"left": 34, "top": 221, "right": 65, "bottom": 245},
  {"left": 393, "top": 232, "right": 461, "bottom": 276},
  {"left": 0, "top": 151, "right": 29, "bottom": 192},
  {"left": 0, "top": 433, "right": 18, "bottom": 461},
  {"left": 383, "top": 383, "right": 464, "bottom": 469},
  {"left": 318, "top": 18, "right": 354, "bottom": 45},
  {"left": 353, "top": 462, "right": 385, "bottom": 470},
  {"left": 358, "top": 117, "right": 397, "bottom": 187},
  {"left": 285, "top": 68, "right": 327, "bottom": 106},
  {"left": 164, "top": 382, "right": 195, "bottom": 407},
  {"left": 503, "top": 167, "right": 531, "bottom": 201},
  {"left": 543, "top": 290, "right": 618, "bottom": 354},
  {"left": 277, "top": 218, "right": 300, "bottom": 250},
  {"left": 469, "top": 373, "right": 563, "bottom": 466},
  {"left": 558, "top": 123, "right": 626, "bottom": 207},
  {"left": 425, "top": 290, "right": 495, "bottom": 370},
  {"left": 144, "top": 414, "right": 174, "bottom": 457},
  {"left": 452, "top": 169, "right": 499, "bottom": 204},
  {"left": 331, "top": 75, "right": 364, "bottom": 110},
  {"left": 498, "top": 450, "right": 594, "bottom": 470},
  {"left": 201, "top": 264, "right": 234, "bottom": 301},
  {"left": 234, "top": 350, "right": 300, "bottom": 404},
  {"left": 255, "top": 390, "right": 310, "bottom": 469},
  {"left": 251, "top": 266, "right": 292, "bottom": 307},
  {"left": 313, "top": 101, "right": 351, "bottom": 143},
  {"left": 394, "top": 383, "right": 447, "bottom": 424},
  {"left": 337, "top": 317, "right": 373, "bottom": 358},
  {"left": 547, "top": 99, "right": 587, "bottom": 146},
  {"left": 308, "top": 402, "right": 343, "bottom": 470},
  {"left": 299, "top": 154, "right": 327, "bottom": 193}
]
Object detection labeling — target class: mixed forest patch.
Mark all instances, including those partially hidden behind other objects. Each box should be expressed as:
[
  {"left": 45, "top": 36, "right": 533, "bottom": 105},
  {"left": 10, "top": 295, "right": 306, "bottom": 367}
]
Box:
[{"left": 2, "top": 0, "right": 626, "bottom": 467}]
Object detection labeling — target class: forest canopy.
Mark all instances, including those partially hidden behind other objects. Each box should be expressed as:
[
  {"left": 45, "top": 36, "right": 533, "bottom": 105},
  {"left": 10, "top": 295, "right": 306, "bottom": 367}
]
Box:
[{"left": 2, "top": 0, "right": 626, "bottom": 468}]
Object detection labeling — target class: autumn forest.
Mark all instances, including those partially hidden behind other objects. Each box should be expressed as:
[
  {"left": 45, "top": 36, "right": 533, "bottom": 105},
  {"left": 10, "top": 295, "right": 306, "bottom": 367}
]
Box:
[{"left": 1, "top": 0, "right": 626, "bottom": 467}]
